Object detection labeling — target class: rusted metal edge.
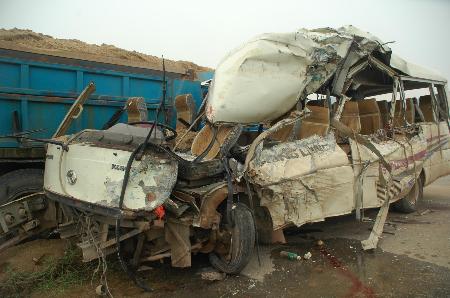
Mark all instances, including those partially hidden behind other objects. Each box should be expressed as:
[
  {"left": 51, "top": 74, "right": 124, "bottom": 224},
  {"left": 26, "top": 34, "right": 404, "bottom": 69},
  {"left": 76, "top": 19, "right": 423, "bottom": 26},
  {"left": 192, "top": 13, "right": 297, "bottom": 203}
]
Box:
[{"left": 53, "top": 82, "right": 96, "bottom": 138}]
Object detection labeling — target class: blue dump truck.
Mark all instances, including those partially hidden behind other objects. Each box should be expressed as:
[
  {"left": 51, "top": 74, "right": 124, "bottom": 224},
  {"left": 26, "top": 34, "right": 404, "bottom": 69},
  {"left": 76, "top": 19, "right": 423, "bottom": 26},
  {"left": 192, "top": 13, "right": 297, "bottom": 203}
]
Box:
[{"left": 0, "top": 42, "right": 211, "bottom": 203}]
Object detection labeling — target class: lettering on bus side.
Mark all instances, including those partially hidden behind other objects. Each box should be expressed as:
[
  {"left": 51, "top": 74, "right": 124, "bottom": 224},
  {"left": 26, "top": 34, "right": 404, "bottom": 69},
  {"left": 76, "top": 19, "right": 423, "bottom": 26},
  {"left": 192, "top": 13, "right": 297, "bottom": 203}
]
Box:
[{"left": 111, "top": 164, "right": 126, "bottom": 171}]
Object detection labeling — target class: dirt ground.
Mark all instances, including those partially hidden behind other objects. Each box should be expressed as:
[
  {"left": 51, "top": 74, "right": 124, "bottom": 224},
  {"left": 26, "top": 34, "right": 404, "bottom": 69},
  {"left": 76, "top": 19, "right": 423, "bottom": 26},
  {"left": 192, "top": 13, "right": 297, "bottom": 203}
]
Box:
[
  {"left": 1, "top": 176, "right": 449, "bottom": 298},
  {"left": 0, "top": 239, "right": 68, "bottom": 279}
]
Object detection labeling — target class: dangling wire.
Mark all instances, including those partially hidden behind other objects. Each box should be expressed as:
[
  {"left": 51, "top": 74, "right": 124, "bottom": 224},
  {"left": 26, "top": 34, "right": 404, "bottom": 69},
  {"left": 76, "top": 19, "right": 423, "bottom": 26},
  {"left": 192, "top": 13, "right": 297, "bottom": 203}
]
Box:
[
  {"left": 115, "top": 143, "right": 152, "bottom": 292},
  {"left": 244, "top": 176, "right": 261, "bottom": 266},
  {"left": 113, "top": 56, "right": 170, "bottom": 292}
]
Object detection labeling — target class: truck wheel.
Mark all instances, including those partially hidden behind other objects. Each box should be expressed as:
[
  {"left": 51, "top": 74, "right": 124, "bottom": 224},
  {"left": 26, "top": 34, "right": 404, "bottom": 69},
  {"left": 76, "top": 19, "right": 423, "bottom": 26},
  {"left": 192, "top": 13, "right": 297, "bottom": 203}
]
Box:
[
  {"left": 393, "top": 176, "right": 423, "bottom": 213},
  {"left": 209, "top": 203, "right": 255, "bottom": 274},
  {"left": 0, "top": 169, "right": 44, "bottom": 205}
]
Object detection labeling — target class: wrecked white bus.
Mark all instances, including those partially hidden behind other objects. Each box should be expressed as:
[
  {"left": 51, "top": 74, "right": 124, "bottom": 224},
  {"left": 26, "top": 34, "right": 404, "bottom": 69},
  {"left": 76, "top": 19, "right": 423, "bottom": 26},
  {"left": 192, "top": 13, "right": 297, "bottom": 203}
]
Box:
[{"left": 20, "top": 26, "right": 450, "bottom": 289}]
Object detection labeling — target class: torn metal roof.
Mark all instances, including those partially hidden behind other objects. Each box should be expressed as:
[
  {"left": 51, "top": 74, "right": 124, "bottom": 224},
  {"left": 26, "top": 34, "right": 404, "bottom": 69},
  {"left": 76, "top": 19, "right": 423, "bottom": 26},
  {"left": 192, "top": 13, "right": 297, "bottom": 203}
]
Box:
[
  {"left": 206, "top": 25, "right": 447, "bottom": 124},
  {"left": 390, "top": 53, "right": 447, "bottom": 83}
]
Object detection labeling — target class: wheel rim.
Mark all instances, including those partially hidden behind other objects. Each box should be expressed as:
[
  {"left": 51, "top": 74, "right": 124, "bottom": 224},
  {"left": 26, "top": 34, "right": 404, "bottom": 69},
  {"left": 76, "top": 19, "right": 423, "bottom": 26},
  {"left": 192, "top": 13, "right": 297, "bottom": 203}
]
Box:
[{"left": 214, "top": 228, "right": 233, "bottom": 262}]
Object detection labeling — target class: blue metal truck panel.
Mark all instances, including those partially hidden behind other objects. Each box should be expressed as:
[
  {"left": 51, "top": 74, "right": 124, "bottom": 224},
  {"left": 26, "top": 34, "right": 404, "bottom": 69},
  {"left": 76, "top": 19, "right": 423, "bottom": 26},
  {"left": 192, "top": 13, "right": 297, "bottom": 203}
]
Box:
[
  {"left": 197, "top": 71, "right": 214, "bottom": 82},
  {"left": 0, "top": 48, "right": 205, "bottom": 154}
]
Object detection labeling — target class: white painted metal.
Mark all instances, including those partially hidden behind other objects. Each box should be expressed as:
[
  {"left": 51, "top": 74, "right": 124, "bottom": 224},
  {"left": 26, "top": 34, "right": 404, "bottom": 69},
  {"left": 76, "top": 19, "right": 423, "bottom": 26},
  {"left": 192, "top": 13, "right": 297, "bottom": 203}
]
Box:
[
  {"left": 206, "top": 30, "right": 352, "bottom": 124},
  {"left": 44, "top": 143, "right": 177, "bottom": 211}
]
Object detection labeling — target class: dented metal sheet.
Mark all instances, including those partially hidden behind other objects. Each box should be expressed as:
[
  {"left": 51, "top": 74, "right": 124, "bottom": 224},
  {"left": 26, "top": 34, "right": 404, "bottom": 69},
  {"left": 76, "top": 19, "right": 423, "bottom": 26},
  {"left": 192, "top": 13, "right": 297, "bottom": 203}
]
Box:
[
  {"left": 248, "top": 134, "right": 354, "bottom": 228},
  {"left": 44, "top": 142, "right": 177, "bottom": 211},
  {"left": 206, "top": 26, "right": 390, "bottom": 124},
  {"left": 247, "top": 127, "right": 431, "bottom": 230},
  {"left": 350, "top": 133, "right": 427, "bottom": 208},
  {"left": 206, "top": 25, "right": 448, "bottom": 125}
]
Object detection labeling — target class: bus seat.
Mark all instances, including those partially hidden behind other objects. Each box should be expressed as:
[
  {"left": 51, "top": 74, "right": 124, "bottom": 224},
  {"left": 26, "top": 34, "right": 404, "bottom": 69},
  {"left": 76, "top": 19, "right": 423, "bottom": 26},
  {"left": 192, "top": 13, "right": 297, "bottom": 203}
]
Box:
[
  {"left": 270, "top": 123, "right": 294, "bottom": 141},
  {"left": 271, "top": 104, "right": 330, "bottom": 141},
  {"left": 419, "top": 95, "right": 435, "bottom": 122},
  {"left": 376, "top": 100, "right": 390, "bottom": 128},
  {"left": 299, "top": 105, "right": 330, "bottom": 139},
  {"left": 339, "top": 101, "right": 361, "bottom": 133},
  {"left": 358, "top": 99, "right": 382, "bottom": 135},
  {"left": 174, "top": 94, "right": 198, "bottom": 151},
  {"left": 175, "top": 94, "right": 196, "bottom": 130},
  {"left": 191, "top": 123, "right": 238, "bottom": 160},
  {"left": 394, "top": 98, "right": 415, "bottom": 126},
  {"left": 126, "top": 97, "right": 148, "bottom": 123}
]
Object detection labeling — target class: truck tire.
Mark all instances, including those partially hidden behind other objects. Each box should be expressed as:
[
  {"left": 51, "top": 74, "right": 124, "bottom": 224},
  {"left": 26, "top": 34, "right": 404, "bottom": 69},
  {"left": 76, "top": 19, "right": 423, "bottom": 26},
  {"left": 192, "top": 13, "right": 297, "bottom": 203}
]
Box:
[
  {"left": 393, "top": 176, "right": 423, "bottom": 213},
  {"left": 209, "top": 203, "right": 255, "bottom": 274},
  {"left": 0, "top": 169, "right": 44, "bottom": 205}
]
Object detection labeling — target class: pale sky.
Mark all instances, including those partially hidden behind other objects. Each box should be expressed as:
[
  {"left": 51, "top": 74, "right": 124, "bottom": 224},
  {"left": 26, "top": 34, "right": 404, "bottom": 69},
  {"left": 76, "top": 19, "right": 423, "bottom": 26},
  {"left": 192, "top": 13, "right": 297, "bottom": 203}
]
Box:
[{"left": 1, "top": 0, "right": 449, "bottom": 80}]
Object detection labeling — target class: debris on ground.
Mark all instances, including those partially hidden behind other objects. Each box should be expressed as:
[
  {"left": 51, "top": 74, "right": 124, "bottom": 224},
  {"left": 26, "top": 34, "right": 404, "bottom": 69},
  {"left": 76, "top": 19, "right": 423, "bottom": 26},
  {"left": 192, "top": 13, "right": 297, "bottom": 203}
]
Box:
[
  {"left": 303, "top": 252, "right": 312, "bottom": 260},
  {"left": 417, "top": 209, "right": 432, "bottom": 216},
  {"left": 368, "top": 226, "right": 396, "bottom": 235},
  {"left": 382, "top": 230, "right": 395, "bottom": 235},
  {"left": 32, "top": 255, "right": 45, "bottom": 265},
  {"left": 248, "top": 281, "right": 256, "bottom": 290},
  {"left": 95, "top": 284, "right": 107, "bottom": 296},
  {"left": 137, "top": 265, "right": 153, "bottom": 272},
  {"left": 391, "top": 218, "right": 432, "bottom": 224},
  {"left": 280, "top": 251, "right": 302, "bottom": 261},
  {"left": 200, "top": 269, "right": 226, "bottom": 281},
  {"left": 385, "top": 221, "right": 397, "bottom": 227},
  {"left": 391, "top": 219, "right": 410, "bottom": 224}
]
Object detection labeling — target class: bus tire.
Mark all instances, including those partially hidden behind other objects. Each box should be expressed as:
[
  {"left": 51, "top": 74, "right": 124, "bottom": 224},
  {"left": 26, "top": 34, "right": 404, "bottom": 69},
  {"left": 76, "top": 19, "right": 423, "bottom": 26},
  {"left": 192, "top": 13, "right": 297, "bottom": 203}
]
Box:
[
  {"left": 393, "top": 176, "right": 423, "bottom": 213},
  {"left": 209, "top": 203, "right": 256, "bottom": 274},
  {"left": 0, "top": 168, "right": 44, "bottom": 205}
]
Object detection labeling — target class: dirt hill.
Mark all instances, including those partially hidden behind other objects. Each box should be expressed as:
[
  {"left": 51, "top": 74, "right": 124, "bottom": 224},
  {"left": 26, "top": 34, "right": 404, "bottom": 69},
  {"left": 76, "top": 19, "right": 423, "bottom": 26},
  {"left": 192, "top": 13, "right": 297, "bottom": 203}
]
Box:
[{"left": 0, "top": 28, "right": 212, "bottom": 76}]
